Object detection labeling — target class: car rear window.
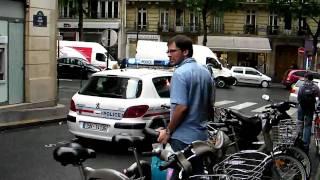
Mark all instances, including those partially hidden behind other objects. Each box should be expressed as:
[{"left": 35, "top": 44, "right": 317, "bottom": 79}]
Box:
[
  {"left": 79, "top": 76, "right": 142, "bottom": 99},
  {"left": 293, "top": 71, "right": 307, "bottom": 77},
  {"left": 152, "top": 76, "right": 171, "bottom": 98}
]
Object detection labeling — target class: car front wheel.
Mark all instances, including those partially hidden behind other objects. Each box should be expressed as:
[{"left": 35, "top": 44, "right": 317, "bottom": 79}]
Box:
[
  {"left": 261, "top": 81, "right": 269, "bottom": 88},
  {"left": 216, "top": 78, "right": 226, "bottom": 88}
]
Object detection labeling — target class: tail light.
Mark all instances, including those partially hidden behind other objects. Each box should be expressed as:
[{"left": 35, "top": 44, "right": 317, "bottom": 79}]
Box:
[
  {"left": 70, "top": 99, "right": 76, "bottom": 112},
  {"left": 290, "top": 88, "right": 295, "bottom": 94},
  {"left": 123, "top": 105, "right": 149, "bottom": 118}
]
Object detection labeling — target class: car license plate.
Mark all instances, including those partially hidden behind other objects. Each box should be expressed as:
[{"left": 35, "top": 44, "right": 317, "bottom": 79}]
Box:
[
  {"left": 82, "top": 122, "right": 109, "bottom": 131},
  {"left": 101, "top": 110, "right": 123, "bottom": 120}
]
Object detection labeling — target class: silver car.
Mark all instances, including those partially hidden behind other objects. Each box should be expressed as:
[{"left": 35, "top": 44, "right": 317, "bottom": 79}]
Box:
[
  {"left": 230, "top": 66, "right": 271, "bottom": 88},
  {"left": 288, "top": 79, "right": 320, "bottom": 103}
]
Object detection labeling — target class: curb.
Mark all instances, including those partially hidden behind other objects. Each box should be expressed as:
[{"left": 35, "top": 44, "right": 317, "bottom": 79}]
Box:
[
  {"left": 0, "top": 104, "right": 67, "bottom": 131},
  {"left": 0, "top": 117, "right": 66, "bottom": 131}
]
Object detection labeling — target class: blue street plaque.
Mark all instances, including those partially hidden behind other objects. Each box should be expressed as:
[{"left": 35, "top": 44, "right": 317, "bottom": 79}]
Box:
[{"left": 33, "top": 11, "right": 47, "bottom": 27}]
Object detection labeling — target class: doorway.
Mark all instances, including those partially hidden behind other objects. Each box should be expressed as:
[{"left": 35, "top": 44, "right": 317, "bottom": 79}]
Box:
[{"left": 274, "top": 45, "right": 298, "bottom": 82}]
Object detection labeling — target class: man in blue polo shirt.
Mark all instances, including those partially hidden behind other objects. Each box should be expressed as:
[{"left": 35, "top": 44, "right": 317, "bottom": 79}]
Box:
[{"left": 157, "top": 35, "right": 214, "bottom": 177}]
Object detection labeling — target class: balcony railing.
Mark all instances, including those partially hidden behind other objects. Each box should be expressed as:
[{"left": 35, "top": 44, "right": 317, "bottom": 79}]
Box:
[
  {"left": 157, "top": 23, "right": 201, "bottom": 33},
  {"left": 267, "top": 25, "right": 279, "bottom": 35},
  {"left": 208, "top": 23, "right": 224, "bottom": 34},
  {"left": 133, "top": 22, "right": 149, "bottom": 32},
  {"left": 244, "top": 24, "right": 257, "bottom": 34}
]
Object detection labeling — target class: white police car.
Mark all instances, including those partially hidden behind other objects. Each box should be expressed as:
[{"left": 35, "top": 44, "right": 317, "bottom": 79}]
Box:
[{"left": 67, "top": 59, "right": 172, "bottom": 142}]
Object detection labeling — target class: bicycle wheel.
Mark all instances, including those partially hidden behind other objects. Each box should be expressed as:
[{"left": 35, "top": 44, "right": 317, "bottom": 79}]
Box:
[
  {"left": 314, "top": 118, "right": 320, "bottom": 155},
  {"left": 285, "top": 147, "right": 311, "bottom": 178},
  {"left": 262, "top": 154, "right": 307, "bottom": 180}
]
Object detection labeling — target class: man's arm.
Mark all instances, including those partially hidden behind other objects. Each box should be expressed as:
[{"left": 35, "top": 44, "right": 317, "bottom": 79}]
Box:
[{"left": 157, "top": 104, "right": 188, "bottom": 144}]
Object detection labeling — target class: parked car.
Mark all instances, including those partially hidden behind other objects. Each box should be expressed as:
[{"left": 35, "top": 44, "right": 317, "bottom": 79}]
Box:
[
  {"left": 67, "top": 68, "right": 172, "bottom": 142},
  {"left": 282, "top": 69, "right": 320, "bottom": 89},
  {"left": 230, "top": 66, "right": 271, "bottom": 88},
  {"left": 288, "top": 79, "right": 320, "bottom": 103},
  {"left": 57, "top": 57, "right": 102, "bottom": 80}
]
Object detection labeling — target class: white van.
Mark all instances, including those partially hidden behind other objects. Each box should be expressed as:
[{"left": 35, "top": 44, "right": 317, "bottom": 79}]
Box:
[
  {"left": 58, "top": 40, "right": 118, "bottom": 69},
  {"left": 135, "top": 40, "right": 235, "bottom": 88}
]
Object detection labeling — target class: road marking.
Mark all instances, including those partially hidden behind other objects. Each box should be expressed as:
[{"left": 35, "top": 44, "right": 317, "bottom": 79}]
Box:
[
  {"left": 215, "top": 100, "right": 235, "bottom": 106},
  {"left": 287, "top": 108, "right": 298, "bottom": 116},
  {"left": 59, "top": 79, "right": 73, "bottom": 81},
  {"left": 229, "top": 102, "right": 257, "bottom": 110},
  {"left": 252, "top": 104, "right": 270, "bottom": 112}
]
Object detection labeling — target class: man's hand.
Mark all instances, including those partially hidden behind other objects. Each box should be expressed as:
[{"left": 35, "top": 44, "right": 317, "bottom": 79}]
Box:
[{"left": 157, "top": 129, "right": 170, "bottom": 144}]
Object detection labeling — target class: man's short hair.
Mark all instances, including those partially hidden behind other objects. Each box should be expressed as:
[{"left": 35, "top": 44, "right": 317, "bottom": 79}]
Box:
[
  {"left": 167, "top": 35, "right": 193, "bottom": 57},
  {"left": 305, "top": 73, "right": 314, "bottom": 81}
]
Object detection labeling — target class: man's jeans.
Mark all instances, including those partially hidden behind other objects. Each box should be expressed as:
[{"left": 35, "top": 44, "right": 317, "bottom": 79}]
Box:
[{"left": 297, "top": 106, "right": 314, "bottom": 151}]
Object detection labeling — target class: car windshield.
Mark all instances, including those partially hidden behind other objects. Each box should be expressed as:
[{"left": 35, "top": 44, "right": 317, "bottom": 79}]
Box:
[{"left": 79, "top": 76, "right": 142, "bottom": 99}]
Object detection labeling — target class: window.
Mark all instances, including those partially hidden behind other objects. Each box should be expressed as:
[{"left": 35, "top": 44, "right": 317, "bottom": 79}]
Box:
[
  {"left": 99, "top": 0, "right": 119, "bottom": 18},
  {"left": 212, "top": 13, "right": 224, "bottom": 33},
  {"left": 294, "top": 71, "right": 307, "bottom": 77},
  {"left": 59, "top": 0, "right": 76, "bottom": 18},
  {"left": 0, "top": 47, "right": 5, "bottom": 80},
  {"left": 190, "top": 11, "right": 199, "bottom": 32},
  {"left": 269, "top": 12, "right": 278, "bottom": 27},
  {"left": 96, "top": 53, "right": 106, "bottom": 62},
  {"left": 246, "top": 10, "right": 256, "bottom": 25},
  {"left": 138, "top": 8, "right": 147, "bottom": 30},
  {"left": 176, "top": 9, "right": 184, "bottom": 26},
  {"left": 233, "top": 68, "right": 243, "bottom": 74},
  {"left": 79, "top": 76, "right": 143, "bottom": 99},
  {"left": 153, "top": 76, "right": 171, "bottom": 98},
  {"left": 245, "top": 69, "right": 260, "bottom": 76},
  {"left": 160, "top": 9, "right": 169, "bottom": 32}
]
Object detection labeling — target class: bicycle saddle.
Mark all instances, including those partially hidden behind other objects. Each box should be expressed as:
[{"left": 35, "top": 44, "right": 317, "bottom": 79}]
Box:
[
  {"left": 113, "top": 134, "right": 145, "bottom": 146},
  {"left": 228, "top": 109, "right": 260, "bottom": 124},
  {"left": 53, "top": 142, "right": 95, "bottom": 166}
]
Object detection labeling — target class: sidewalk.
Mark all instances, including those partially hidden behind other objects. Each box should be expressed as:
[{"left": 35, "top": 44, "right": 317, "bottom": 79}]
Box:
[{"left": 0, "top": 103, "right": 67, "bottom": 131}]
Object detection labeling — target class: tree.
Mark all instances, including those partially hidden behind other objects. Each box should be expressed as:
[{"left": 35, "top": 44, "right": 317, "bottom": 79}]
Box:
[
  {"left": 58, "top": 0, "right": 86, "bottom": 41},
  {"left": 183, "top": 0, "right": 237, "bottom": 46},
  {"left": 269, "top": 0, "right": 320, "bottom": 63}
]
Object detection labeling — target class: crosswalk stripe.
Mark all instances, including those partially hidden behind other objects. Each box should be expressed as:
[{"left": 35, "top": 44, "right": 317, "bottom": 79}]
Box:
[
  {"left": 287, "top": 108, "right": 298, "bottom": 116},
  {"left": 229, "top": 102, "right": 257, "bottom": 110},
  {"left": 215, "top": 100, "right": 236, "bottom": 106},
  {"left": 252, "top": 104, "right": 270, "bottom": 112}
]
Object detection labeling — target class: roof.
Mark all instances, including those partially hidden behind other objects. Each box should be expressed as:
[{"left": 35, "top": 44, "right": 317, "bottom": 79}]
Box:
[
  {"left": 199, "top": 36, "right": 272, "bottom": 53},
  {"left": 93, "top": 69, "right": 173, "bottom": 78}
]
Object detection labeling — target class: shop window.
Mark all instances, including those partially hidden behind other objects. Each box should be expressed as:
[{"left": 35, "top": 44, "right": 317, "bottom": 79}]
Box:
[{"left": 0, "top": 47, "right": 5, "bottom": 80}]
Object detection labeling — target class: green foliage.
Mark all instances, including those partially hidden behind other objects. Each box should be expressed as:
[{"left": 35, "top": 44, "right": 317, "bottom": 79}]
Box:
[
  {"left": 184, "top": 0, "right": 237, "bottom": 16},
  {"left": 268, "top": 0, "right": 320, "bottom": 19}
]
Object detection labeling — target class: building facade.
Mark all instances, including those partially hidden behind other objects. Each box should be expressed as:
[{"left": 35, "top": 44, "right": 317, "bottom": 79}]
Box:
[
  {"left": 125, "top": 0, "right": 319, "bottom": 82},
  {"left": 57, "top": 0, "right": 319, "bottom": 82},
  {"left": 57, "top": 0, "right": 127, "bottom": 60},
  {"left": 0, "top": 0, "right": 58, "bottom": 108}
]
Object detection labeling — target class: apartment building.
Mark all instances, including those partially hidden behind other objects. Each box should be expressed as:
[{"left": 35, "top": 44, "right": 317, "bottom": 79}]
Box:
[
  {"left": 57, "top": 0, "right": 126, "bottom": 59},
  {"left": 0, "top": 0, "right": 58, "bottom": 107},
  {"left": 57, "top": 0, "right": 319, "bottom": 82},
  {"left": 125, "top": 0, "right": 319, "bottom": 82}
]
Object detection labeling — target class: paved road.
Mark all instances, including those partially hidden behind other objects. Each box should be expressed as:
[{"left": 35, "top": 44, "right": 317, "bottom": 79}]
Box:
[{"left": 0, "top": 80, "right": 316, "bottom": 180}]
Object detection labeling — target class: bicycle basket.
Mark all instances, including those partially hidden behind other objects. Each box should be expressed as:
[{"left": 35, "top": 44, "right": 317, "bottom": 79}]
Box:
[
  {"left": 272, "top": 119, "right": 297, "bottom": 147},
  {"left": 212, "top": 150, "right": 268, "bottom": 180}
]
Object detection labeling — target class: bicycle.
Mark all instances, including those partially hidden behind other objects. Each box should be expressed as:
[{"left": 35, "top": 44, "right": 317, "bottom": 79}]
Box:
[
  {"left": 209, "top": 95, "right": 310, "bottom": 179},
  {"left": 313, "top": 106, "right": 320, "bottom": 155}
]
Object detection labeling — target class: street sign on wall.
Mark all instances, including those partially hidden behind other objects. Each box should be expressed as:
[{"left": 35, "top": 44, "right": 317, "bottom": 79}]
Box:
[{"left": 298, "top": 47, "right": 305, "bottom": 54}]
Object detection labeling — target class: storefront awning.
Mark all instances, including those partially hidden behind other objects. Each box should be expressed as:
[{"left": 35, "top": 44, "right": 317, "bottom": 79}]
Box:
[{"left": 199, "top": 36, "right": 272, "bottom": 53}]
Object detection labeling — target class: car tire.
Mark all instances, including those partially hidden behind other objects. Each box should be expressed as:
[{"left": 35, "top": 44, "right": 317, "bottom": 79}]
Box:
[
  {"left": 216, "top": 78, "right": 226, "bottom": 88},
  {"left": 232, "top": 79, "right": 238, "bottom": 86},
  {"left": 261, "top": 81, "right": 269, "bottom": 88}
]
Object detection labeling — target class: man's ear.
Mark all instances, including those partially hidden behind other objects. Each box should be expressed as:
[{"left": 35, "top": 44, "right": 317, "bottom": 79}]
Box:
[{"left": 182, "top": 49, "right": 189, "bottom": 57}]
